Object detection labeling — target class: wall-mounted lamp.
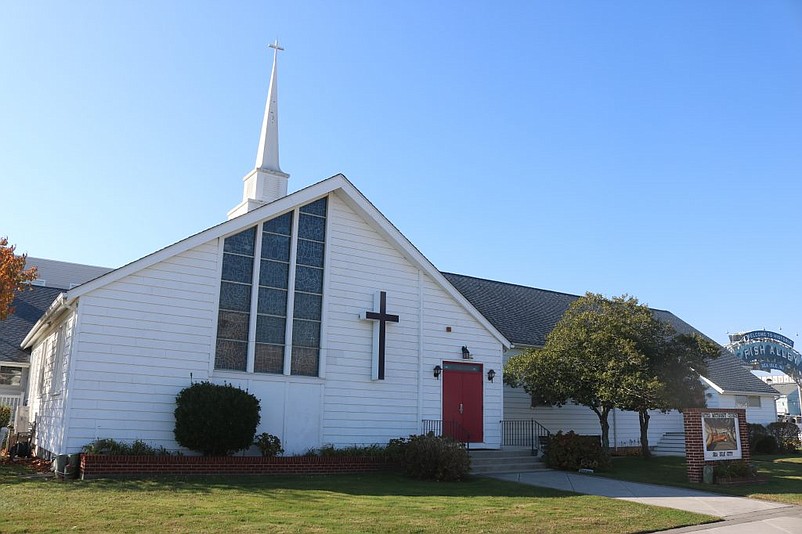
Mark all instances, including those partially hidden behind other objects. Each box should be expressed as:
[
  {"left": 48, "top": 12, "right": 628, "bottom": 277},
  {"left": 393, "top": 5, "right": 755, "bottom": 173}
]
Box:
[
  {"left": 461, "top": 346, "right": 472, "bottom": 359},
  {"left": 433, "top": 365, "right": 442, "bottom": 380},
  {"left": 487, "top": 369, "right": 496, "bottom": 383}
]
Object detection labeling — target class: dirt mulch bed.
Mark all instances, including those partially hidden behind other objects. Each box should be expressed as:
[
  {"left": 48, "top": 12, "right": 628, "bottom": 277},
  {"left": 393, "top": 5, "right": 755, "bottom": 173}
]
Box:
[{"left": 0, "top": 454, "right": 53, "bottom": 473}]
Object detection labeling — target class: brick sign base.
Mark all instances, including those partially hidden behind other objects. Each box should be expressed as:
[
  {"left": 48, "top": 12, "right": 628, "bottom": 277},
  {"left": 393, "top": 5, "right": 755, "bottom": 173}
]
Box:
[
  {"left": 683, "top": 408, "right": 750, "bottom": 483},
  {"left": 80, "top": 454, "right": 395, "bottom": 479}
]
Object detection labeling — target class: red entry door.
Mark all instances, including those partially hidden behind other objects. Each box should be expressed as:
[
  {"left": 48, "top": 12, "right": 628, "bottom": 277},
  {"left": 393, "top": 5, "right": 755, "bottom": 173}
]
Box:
[{"left": 442, "top": 362, "right": 483, "bottom": 443}]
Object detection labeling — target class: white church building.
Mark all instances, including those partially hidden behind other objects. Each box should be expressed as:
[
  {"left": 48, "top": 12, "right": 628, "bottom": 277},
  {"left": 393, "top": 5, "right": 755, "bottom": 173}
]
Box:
[{"left": 20, "top": 46, "right": 777, "bottom": 458}]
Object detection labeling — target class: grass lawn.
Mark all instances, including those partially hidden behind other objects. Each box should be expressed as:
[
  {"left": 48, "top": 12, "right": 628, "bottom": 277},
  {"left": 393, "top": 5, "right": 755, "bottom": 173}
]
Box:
[
  {"left": 0, "top": 464, "right": 716, "bottom": 533},
  {"left": 604, "top": 455, "right": 802, "bottom": 506}
]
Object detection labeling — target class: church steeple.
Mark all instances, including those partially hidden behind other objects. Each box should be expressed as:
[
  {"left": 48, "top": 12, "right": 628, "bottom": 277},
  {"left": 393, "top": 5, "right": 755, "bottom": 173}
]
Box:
[{"left": 228, "top": 41, "right": 290, "bottom": 220}]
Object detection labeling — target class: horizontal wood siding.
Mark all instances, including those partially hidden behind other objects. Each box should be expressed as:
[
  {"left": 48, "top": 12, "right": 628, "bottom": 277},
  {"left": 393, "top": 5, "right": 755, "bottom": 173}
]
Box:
[
  {"left": 505, "top": 380, "right": 684, "bottom": 446},
  {"left": 28, "top": 312, "right": 76, "bottom": 456},
  {"left": 64, "top": 243, "right": 220, "bottom": 453},
  {"left": 322, "top": 194, "right": 503, "bottom": 447}
]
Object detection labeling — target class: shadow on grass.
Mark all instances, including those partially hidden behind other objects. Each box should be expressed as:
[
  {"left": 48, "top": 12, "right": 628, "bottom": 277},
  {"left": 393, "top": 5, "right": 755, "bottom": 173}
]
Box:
[
  {"left": 0, "top": 467, "right": 581, "bottom": 499},
  {"left": 603, "top": 455, "right": 802, "bottom": 501}
]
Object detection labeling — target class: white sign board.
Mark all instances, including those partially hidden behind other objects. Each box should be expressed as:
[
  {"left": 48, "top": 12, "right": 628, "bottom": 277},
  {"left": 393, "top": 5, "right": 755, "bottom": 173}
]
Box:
[{"left": 701, "top": 412, "right": 742, "bottom": 461}]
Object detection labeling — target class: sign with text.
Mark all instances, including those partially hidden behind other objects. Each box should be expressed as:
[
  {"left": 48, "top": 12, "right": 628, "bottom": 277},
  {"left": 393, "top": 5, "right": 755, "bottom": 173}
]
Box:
[
  {"left": 727, "top": 330, "right": 802, "bottom": 376},
  {"left": 702, "top": 412, "right": 742, "bottom": 461}
]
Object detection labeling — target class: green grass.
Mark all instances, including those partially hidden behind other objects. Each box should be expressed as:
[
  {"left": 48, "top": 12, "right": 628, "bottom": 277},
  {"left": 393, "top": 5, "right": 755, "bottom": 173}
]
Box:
[
  {"left": 603, "top": 455, "right": 802, "bottom": 506},
  {"left": 0, "top": 465, "right": 716, "bottom": 533}
]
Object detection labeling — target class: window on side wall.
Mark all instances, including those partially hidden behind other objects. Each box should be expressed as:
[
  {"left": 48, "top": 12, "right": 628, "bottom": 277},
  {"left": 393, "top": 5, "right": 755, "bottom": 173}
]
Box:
[{"left": 0, "top": 366, "right": 22, "bottom": 386}]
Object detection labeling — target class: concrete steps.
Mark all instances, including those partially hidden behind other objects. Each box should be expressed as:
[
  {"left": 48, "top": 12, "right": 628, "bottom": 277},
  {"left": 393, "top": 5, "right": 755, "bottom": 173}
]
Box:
[
  {"left": 652, "top": 432, "right": 686, "bottom": 457},
  {"left": 469, "top": 448, "right": 547, "bottom": 474}
]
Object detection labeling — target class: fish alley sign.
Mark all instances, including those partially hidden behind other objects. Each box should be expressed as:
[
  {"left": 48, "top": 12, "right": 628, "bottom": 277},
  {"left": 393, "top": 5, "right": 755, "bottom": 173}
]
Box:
[{"left": 727, "top": 330, "right": 802, "bottom": 376}]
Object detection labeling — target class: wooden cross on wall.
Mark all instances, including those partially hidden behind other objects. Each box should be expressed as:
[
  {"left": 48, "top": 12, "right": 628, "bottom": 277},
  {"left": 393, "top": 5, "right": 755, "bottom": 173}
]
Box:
[{"left": 360, "top": 291, "right": 399, "bottom": 380}]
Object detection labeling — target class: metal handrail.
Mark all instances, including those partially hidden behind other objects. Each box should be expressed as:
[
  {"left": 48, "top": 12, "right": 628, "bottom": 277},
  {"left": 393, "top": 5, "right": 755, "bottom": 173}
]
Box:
[
  {"left": 421, "top": 419, "right": 471, "bottom": 452},
  {"left": 500, "top": 419, "right": 551, "bottom": 456}
]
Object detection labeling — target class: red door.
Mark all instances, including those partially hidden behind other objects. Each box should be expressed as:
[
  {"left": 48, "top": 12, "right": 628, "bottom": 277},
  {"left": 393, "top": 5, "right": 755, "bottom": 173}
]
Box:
[{"left": 442, "top": 362, "right": 483, "bottom": 443}]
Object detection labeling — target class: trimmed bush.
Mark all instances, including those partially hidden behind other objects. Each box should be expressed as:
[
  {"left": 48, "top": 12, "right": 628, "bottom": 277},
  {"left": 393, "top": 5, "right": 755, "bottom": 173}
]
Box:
[
  {"left": 0, "top": 405, "right": 10, "bottom": 428},
  {"left": 748, "top": 423, "right": 767, "bottom": 446},
  {"left": 254, "top": 433, "right": 284, "bottom": 457},
  {"left": 713, "top": 460, "right": 757, "bottom": 481},
  {"left": 545, "top": 431, "right": 610, "bottom": 471},
  {"left": 390, "top": 433, "right": 470, "bottom": 481},
  {"left": 174, "top": 381, "right": 261, "bottom": 456},
  {"left": 766, "top": 422, "right": 801, "bottom": 453},
  {"left": 752, "top": 434, "right": 778, "bottom": 454}
]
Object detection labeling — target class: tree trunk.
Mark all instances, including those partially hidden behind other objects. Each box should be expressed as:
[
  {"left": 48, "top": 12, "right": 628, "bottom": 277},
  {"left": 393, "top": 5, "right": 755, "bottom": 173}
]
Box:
[
  {"left": 639, "top": 410, "right": 651, "bottom": 458},
  {"left": 591, "top": 405, "right": 612, "bottom": 452}
]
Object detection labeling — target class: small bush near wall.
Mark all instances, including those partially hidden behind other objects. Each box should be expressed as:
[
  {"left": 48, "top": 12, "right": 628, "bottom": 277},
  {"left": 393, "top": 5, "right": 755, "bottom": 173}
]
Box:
[
  {"left": 389, "top": 433, "right": 470, "bottom": 482},
  {"left": 545, "top": 431, "right": 610, "bottom": 472},
  {"left": 82, "top": 438, "right": 178, "bottom": 456},
  {"left": 253, "top": 433, "right": 283, "bottom": 457}
]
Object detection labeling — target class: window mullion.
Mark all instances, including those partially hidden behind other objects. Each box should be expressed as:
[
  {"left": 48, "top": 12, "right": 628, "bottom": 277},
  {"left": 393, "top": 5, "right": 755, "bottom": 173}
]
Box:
[
  {"left": 246, "top": 224, "right": 264, "bottom": 373},
  {"left": 283, "top": 210, "right": 300, "bottom": 375}
]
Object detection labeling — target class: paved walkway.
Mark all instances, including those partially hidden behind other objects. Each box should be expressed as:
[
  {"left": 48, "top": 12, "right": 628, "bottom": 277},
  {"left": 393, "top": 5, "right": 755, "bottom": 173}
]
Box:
[{"left": 487, "top": 470, "right": 802, "bottom": 533}]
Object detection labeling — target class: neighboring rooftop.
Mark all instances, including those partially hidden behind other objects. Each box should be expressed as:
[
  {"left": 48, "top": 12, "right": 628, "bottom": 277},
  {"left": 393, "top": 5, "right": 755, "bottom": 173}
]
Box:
[
  {"left": 707, "top": 350, "right": 780, "bottom": 395},
  {"left": 0, "top": 286, "right": 63, "bottom": 363},
  {"left": 26, "top": 257, "right": 113, "bottom": 290},
  {"left": 443, "top": 272, "right": 778, "bottom": 396}
]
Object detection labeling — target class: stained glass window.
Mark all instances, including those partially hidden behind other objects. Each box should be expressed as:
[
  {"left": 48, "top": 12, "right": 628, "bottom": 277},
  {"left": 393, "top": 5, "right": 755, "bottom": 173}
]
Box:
[
  {"left": 215, "top": 227, "right": 256, "bottom": 371},
  {"left": 214, "top": 198, "right": 326, "bottom": 378},
  {"left": 291, "top": 198, "right": 326, "bottom": 376}
]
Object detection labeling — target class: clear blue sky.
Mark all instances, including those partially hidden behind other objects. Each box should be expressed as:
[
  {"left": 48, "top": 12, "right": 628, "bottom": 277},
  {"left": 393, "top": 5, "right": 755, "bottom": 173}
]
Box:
[{"left": 2, "top": 1, "right": 800, "bottom": 346}]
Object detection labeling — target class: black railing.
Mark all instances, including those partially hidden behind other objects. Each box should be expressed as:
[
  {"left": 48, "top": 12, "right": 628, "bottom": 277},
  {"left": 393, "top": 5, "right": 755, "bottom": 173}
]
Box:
[
  {"left": 500, "top": 419, "right": 551, "bottom": 456},
  {"left": 421, "top": 419, "right": 471, "bottom": 452}
]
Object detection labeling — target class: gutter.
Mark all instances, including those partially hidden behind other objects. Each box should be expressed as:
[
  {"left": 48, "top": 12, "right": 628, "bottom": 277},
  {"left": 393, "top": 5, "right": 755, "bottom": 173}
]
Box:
[{"left": 20, "top": 292, "right": 76, "bottom": 349}]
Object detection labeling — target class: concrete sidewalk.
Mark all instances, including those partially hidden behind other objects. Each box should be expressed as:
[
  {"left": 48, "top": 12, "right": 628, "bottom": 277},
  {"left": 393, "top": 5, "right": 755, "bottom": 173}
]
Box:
[{"left": 487, "top": 470, "right": 802, "bottom": 533}]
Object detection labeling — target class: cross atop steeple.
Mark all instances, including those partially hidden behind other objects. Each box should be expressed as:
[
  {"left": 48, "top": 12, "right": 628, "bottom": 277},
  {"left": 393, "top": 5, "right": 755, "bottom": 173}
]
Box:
[{"left": 228, "top": 41, "right": 291, "bottom": 220}]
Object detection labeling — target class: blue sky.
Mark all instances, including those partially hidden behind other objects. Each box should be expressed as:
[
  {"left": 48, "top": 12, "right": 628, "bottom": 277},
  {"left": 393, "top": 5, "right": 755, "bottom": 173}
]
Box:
[{"left": 2, "top": 1, "right": 800, "bottom": 345}]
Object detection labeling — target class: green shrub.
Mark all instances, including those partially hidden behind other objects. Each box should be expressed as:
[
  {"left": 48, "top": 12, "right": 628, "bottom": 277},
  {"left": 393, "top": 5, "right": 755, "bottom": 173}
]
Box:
[
  {"left": 747, "top": 423, "right": 767, "bottom": 445},
  {"left": 174, "top": 381, "right": 261, "bottom": 456},
  {"left": 254, "top": 433, "right": 284, "bottom": 457},
  {"left": 0, "top": 405, "right": 10, "bottom": 428},
  {"left": 82, "top": 438, "right": 176, "bottom": 456},
  {"left": 753, "top": 434, "right": 778, "bottom": 454},
  {"left": 545, "top": 431, "right": 610, "bottom": 471},
  {"left": 766, "top": 422, "right": 801, "bottom": 453},
  {"left": 392, "top": 433, "right": 470, "bottom": 481},
  {"left": 713, "top": 460, "right": 757, "bottom": 481}
]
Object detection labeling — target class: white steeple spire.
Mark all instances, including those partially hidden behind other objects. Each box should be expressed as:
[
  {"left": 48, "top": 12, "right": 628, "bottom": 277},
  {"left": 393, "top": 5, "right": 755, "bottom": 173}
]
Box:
[{"left": 228, "top": 41, "right": 290, "bottom": 220}]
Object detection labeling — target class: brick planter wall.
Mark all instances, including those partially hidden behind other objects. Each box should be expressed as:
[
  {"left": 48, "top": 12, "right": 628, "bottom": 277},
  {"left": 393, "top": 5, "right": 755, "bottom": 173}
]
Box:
[
  {"left": 80, "top": 454, "right": 396, "bottom": 479},
  {"left": 683, "top": 408, "right": 750, "bottom": 483}
]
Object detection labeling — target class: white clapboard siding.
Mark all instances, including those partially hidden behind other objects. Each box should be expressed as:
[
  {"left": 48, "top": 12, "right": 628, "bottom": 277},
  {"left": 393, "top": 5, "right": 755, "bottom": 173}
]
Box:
[
  {"left": 505, "top": 383, "right": 684, "bottom": 446},
  {"left": 708, "top": 391, "right": 778, "bottom": 425},
  {"left": 62, "top": 241, "right": 220, "bottom": 452},
  {"left": 321, "top": 194, "right": 504, "bottom": 448},
  {"left": 28, "top": 312, "right": 76, "bottom": 456}
]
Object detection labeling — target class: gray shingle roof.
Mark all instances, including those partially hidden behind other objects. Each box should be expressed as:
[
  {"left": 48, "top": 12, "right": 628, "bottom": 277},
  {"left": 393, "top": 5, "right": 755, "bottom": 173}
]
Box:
[
  {"left": 0, "top": 286, "right": 63, "bottom": 364},
  {"left": 442, "top": 272, "right": 778, "bottom": 396},
  {"left": 707, "top": 350, "right": 779, "bottom": 395}
]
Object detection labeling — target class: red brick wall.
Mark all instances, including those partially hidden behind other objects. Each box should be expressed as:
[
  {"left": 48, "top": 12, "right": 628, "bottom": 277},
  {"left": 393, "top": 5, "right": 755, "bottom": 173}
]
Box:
[
  {"left": 80, "top": 454, "right": 396, "bottom": 479},
  {"left": 683, "top": 408, "right": 750, "bottom": 483}
]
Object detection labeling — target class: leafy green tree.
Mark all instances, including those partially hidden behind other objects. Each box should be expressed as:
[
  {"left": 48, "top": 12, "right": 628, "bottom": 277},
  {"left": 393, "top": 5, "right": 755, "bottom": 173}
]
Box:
[{"left": 505, "top": 293, "right": 718, "bottom": 455}]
